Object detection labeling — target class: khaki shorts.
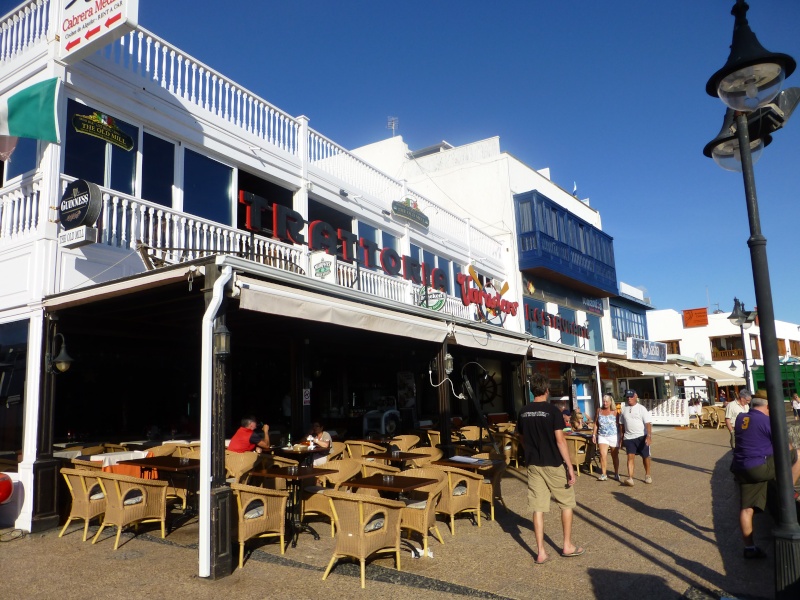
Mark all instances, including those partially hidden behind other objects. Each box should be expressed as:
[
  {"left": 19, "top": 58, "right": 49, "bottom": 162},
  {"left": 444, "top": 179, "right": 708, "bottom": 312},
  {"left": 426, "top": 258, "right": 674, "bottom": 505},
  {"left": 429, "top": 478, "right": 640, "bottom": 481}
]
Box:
[{"left": 527, "top": 464, "right": 576, "bottom": 513}]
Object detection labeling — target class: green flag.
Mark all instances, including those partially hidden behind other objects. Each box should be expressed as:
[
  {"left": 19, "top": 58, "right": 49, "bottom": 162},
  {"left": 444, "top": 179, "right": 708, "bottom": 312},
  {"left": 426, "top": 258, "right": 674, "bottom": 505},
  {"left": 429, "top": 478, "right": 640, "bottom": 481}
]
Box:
[{"left": 0, "top": 78, "right": 60, "bottom": 143}]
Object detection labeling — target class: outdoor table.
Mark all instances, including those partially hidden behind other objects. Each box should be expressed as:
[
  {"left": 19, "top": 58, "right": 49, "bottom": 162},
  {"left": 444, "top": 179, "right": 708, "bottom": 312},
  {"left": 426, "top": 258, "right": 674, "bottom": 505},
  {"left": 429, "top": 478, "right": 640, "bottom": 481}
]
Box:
[
  {"left": 344, "top": 473, "right": 438, "bottom": 499},
  {"left": 368, "top": 451, "right": 427, "bottom": 468},
  {"left": 53, "top": 449, "right": 82, "bottom": 460},
  {"left": 118, "top": 455, "right": 201, "bottom": 513},
  {"left": 248, "top": 465, "right": 336, "bottom": 547},
  {"left": 88, "top": 450, "right": 148, "bottom": 468},
  {"left": 431, "top": 457, "right": 503, "bottom": 470},
  {"left": 271, "top": 445, "right": 329, "bottom": 467}
]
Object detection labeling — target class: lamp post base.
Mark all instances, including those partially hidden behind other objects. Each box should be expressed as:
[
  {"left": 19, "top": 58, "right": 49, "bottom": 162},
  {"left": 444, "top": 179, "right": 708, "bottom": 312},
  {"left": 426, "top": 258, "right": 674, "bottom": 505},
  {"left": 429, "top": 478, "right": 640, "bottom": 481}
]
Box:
[{"left": 774, "top": 526, "right": 800, "bottom": 598}]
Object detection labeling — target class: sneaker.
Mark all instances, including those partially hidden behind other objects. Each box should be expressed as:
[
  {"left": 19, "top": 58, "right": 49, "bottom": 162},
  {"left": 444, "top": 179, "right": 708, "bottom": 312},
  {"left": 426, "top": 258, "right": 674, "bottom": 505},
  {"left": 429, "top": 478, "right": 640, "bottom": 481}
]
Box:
[
  {"left": 597, "top": 474, "right": 607, "bottom": 481},
  {"left": 623, "top": 478, "right": 635, "bottom": 487},
  {"left": 613, "top": 473, "right": 620, "bottom": 482},
  {"left": 645, "top": 475, "right": 653, "bottom": 484},
  {"left": 743, "top": 546, "right": 767, "bottom": 559}
]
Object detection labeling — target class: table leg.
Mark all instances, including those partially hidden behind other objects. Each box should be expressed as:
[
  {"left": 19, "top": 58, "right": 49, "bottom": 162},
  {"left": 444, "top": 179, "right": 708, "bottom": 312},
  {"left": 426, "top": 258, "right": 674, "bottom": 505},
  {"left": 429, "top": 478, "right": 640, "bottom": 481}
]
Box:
[{"left": 287, "top": 479, "right": 320, "bottom": 547}]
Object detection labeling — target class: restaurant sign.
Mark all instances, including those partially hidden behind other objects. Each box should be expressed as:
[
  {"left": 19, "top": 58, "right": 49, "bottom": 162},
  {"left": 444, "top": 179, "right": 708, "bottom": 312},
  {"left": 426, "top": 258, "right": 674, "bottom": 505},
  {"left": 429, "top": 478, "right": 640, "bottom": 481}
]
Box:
[
  {"left": 415, "top": 287, "right": 446, "bottom": 312},
  {"left": 59, "top": 0, "right": 140, "bottom": 64},
  {"left": 391, "top": 198, "right": 429, "bottom": 229},
  {"left": 523, "top": 303, "right": 589, "bottom": 339},
  {"left": 627, "top": 337, "right": 667, "bottom": 363},
  {"left": 72, "top": 111, "right": 134, "bottom": 150},
  {"left": 59, "top": 179, "right": 102, "bottom": 230}
]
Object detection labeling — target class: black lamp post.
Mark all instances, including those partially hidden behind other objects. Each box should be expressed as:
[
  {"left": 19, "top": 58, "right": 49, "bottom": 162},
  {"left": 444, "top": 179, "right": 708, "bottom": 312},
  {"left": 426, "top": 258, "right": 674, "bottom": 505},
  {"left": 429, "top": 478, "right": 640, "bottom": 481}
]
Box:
[
  {"left": 728, "top": 297, "right": 756, "bottom": 389},
  {"left": 705, "top": 2, "right": 800, "bottom": 596}
]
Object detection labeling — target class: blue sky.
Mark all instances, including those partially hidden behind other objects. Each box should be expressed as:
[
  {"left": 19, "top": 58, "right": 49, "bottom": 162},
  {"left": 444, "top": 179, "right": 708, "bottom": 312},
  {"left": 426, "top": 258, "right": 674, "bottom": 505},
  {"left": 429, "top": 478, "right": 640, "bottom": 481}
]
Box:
[{"left": 5, "top": 1, "right": 800, "bottom": 323}]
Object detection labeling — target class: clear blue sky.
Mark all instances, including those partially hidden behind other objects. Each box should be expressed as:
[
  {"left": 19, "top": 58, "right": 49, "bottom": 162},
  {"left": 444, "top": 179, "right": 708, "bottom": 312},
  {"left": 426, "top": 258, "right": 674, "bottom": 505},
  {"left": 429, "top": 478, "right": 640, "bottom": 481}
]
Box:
[{"left": 5, "top": 1, "right": 800, "bottom": 323}]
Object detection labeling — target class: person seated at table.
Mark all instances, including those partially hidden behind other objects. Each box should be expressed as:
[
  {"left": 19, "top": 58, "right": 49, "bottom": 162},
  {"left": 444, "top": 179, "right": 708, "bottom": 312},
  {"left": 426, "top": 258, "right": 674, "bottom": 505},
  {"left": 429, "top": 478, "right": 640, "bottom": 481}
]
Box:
[
  {"left": 570, "top": 409, "right": 588, "bottom": 431},
  {"left": 228, "top": 416, "right": 271, "bottom": 453},
  {"left": 307, "top": 421, "right": 332, "bottom": 466}
]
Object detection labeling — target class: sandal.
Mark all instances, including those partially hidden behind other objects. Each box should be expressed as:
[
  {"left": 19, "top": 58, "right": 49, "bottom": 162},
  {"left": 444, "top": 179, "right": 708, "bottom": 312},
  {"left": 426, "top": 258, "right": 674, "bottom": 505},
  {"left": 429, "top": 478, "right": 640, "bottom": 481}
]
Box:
[{"left": 743, "top": 546, "right": 767, "bottom": 559}]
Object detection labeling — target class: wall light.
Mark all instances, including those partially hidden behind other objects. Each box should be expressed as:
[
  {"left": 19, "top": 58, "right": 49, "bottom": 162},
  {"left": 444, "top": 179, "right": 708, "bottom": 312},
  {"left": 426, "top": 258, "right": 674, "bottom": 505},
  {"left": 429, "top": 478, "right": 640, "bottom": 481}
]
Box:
[
  {"left": 49, "top": 333, "right": 74, "bottom": 374},
  {"left": 213, "top": 324, "right": 231, "bottom": 358}
]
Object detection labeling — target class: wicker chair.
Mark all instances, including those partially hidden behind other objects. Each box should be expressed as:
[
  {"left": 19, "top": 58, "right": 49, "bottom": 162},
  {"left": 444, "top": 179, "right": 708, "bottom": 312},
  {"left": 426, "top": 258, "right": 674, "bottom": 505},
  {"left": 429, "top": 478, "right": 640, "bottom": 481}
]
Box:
[
  {"left": 231, "top": 482, "right": 289, "bottom": 566},
  {"left": 327, "top": 441, "right": 346, "bottom": 461},
  {"left": 390, "top": 435, "right": 420, "bottom": 452},
  {"left": 492, "top": 431, "right": 521, "bottom": 468},
  {"left": 345, "top": 440, "right": 385, "bottom": 459},
  {"left": 431, "top": 465, "right": 482, "bottom": 535},
  {"left": 147, "top": 444, "right": 178, "bottom": 458},
  {"left": 71, "top": 458, "right": 102, "bottom": 471},
  {"left": 427, "top": 430, "right": 442, "bottom": 448},
  {"left": 357, "top": 459, "right": 401, "bottom": 478},
  {"left": 398, "top": 467, "right": 446, "bottom": 556},
  {"left": 225, "top": 451, "right": 259, "bottom": 484},
  {"left": 78, "top": 445, "right": 107, "bottom": 457},
  {"left": 713, "top": 406, "right": 727, "bottom": 430},
  {"left": 249, "top": 454, "right": 298, "bottom": 490},
  {"left": 103, "top": 443, "right": 128, "bottom": 452},
  {"left": 301, "top": 458, "right": 362, "bottom": 537},
  {"left": 59, "top": 467, "right": 106, "bottom": 542},
  {"left": 472, "top": 452, "right": 508, "bottom": 521},
  {"left": 407, "top": 446, "right": 443, "bottom": 468},
  {"left": 92, "top": 472, "right": 168, "bottom": 550},
  {"left": 688, "top": 413, "right": 701, "bottom": 429},
  {"left": 322, "top": 490, "right": 404, "bottom": 589}
]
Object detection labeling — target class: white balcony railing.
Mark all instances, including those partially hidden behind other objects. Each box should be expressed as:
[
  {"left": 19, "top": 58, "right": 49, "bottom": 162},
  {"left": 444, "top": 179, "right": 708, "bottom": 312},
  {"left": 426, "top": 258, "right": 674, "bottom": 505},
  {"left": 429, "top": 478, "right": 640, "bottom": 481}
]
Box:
[
  {"left": 0, "top": 173, "right": 43, "bottom": 244},
  {"left": 0, "top": 0, "right": 50, "bottom": 64}
]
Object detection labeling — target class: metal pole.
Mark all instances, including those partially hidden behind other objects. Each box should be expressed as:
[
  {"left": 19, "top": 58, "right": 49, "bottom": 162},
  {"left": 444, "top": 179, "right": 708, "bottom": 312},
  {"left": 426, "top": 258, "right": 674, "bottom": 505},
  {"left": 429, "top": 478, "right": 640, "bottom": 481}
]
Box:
[
  {"left": 735, "top": 112, "right": 800, "bottom": 597},
  {"left": 740, "top": 321, "right": 750, "bottom": 388}
]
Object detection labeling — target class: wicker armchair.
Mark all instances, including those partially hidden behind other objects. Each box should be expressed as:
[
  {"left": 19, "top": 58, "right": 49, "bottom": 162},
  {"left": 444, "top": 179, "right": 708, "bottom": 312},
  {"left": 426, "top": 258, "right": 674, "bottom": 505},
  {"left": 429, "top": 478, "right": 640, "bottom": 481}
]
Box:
[
  {"left": 472, "top": 452, "right": 508, "bottom": 521},
  {"left": 59, "top": 467, "right": 106, "bottom": 541},
  {"left": 71, "top": 458, "right": 102, "bottom": 471},
  {"left": 390, "top": 435, "right": 420, "bottom": 452},
  {"left": 345, "top": 440, "right": 385, "bottom": 459},
  {"left": 230, "top": 482, "right": 289, "bottom": 566},
  {"left": 398, "top": 467, "right": 446, "bottom": 556},
  {"left": 407, "top": 446, "right": 443, "bottom": 468},
  {"left": 225, "top": 451, "right": 259, "bottom": 484},
  {"left": 301, "top": 458, "right": 362, "bottom": 536},
  {"left": 78, "top": 445, "right": 107, "bottom": 457},
  {"left": 251, "top": 455, "right": 299, "bottom": 490},
  {"left": 492, "top": 431, "right": 521, "bottom": 468},
  {"left": 427, "top": 430, "right": 442, "bottom": 448},
  {"left": 713, "top": 406, "right": 726, "bottom": 429},
  {"left": 147, "top": 444, "right": 178, "bottom": 457},
  {"left": 357, "top": 459, "right": 401, "bottom": 478},
  {"left": 327, "top": 441, "right": 346, "bottom": 461},
  {"left": 103, "top": 443, "right": 128, "bottom": 452},
  {"left": 431, "top": 465, "right": 483, "bottom": 535},
  {"left": 322, "top": 490, "right": 404, "bottom": 589},
  {"left": 92, "top": 472, "right": 168, "bottom": 550}
]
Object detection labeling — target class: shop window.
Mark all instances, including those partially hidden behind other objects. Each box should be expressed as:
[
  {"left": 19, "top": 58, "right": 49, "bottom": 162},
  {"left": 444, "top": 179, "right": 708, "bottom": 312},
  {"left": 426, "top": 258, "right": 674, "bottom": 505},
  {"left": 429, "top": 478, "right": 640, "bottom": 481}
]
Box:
[
  {"left": 0, "top": 319, "right": 29, "bottom": 453},
  {"left": 586, "top": 314, "right": 603, "bottom": 352},
  {"left": 559, "top": 307, "right": 577, "bottom": 347},
  {"left": 3, "top": 137, "right": 37, "bottom": 182},
  {"left": 183, "top": 148, "right": 233, "bottom": 225},
  {"left": 64, "top": 99, "right": 138, "bottom": 196},
  {"left": 610, "top": 305, "right": 646, "bottom": 342},
  {"left": 141, "top": 132, "right": 175, "bottom": 207}
]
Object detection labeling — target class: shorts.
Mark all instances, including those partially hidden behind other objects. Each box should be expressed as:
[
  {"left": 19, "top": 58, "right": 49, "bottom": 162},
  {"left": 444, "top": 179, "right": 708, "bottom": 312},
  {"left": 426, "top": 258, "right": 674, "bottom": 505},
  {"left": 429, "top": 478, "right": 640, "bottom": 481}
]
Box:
[
  {"left": 526, "top": 464, "right": 576, "bottom": 513},
  {"left": 623, "top": 436, "right": 651, "bottom": 458},
  {"left": 794, "top": 407, "right": 800, "bottom": 418},
  {"left": 597, "top": 434, "right": 617, "bottom": 447},
  {"left": 733, "top": 455, "right": 775, "bottom": 511}
]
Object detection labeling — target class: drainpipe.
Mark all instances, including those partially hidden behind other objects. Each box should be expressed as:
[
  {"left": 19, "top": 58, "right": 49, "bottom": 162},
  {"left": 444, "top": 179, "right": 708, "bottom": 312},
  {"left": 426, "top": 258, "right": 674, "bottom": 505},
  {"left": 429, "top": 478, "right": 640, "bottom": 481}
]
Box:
[{"left": 199, "top": 264, "right": 232, "bottom": 577}]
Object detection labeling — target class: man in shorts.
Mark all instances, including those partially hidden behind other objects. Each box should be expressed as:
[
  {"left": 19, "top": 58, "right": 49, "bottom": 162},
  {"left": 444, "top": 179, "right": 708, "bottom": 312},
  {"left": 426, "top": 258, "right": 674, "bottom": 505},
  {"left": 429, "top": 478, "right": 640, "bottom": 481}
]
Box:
[
  {"left": 731, "top": 392, "right": 800, "bottom": 559},
  {"left": 725, "top": 389, "right": 751, "bottom": 449},
  {"left": 618, "top": 389, "right": 653, "bottom": 486},
  {"left": 516, "top": 372, "right": 584, "bottom": 564}
]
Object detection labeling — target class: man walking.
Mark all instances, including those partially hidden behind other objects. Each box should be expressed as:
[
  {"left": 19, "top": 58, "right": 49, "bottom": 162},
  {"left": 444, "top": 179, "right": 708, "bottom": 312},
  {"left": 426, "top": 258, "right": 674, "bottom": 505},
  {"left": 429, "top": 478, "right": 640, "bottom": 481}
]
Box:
[
  {"left": 725, "top": 389, "right": 751, "bottom": 449},
  {"left": 618, "top": 389, "right": 653, "bottom": 486},
  {"left": 730, "top": 390, "right": 800, "bottom": 558},
  {"left": 517, "top": 373, "right": 584, "bottom": 564}
]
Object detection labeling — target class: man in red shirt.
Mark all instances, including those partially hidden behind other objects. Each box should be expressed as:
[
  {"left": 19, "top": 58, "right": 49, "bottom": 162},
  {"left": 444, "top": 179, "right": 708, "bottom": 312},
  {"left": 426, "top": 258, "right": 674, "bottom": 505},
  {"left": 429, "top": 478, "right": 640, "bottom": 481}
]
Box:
[{"left": 228, "top": 416, "right": 271, "bottom": 453}]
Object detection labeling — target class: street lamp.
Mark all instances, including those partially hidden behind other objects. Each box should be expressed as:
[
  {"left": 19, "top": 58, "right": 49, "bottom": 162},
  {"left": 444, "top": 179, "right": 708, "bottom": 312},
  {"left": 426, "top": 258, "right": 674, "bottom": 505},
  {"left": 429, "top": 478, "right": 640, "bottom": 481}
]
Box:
[
  {"left": 728, "top": 297, "right": 756, "bottom": 388},
  {"left": 705, "top": 2, "right": 800, "bottom": 596}
]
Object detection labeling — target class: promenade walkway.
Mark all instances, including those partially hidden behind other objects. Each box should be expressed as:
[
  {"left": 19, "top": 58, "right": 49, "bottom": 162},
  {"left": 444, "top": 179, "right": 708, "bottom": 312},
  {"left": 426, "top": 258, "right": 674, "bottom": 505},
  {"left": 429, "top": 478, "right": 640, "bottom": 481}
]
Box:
[{"left": 1, "top": 424, "right": 790, "bottom": 600}]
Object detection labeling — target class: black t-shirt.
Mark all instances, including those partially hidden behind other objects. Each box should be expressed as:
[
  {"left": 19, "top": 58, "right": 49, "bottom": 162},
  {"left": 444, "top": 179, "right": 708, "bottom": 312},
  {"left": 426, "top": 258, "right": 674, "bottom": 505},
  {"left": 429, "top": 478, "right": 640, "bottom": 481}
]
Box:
[{"left": 517, "top": 401, "right": 564, "bottom": 467}]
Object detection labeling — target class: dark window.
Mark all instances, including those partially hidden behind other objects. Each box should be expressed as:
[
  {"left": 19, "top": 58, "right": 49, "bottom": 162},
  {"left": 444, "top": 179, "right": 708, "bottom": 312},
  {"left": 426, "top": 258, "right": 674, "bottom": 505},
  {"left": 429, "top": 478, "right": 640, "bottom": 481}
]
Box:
[
  {"left": 586, "top": 314, "right": 603, "bottom": 352},
  {"left": 141, "top": 132, "right": 174, "bottom": 207},
  {"left": 523, "top": 297, "right": 548, "bottom": 339},
  {"left": 3, "top": 137, "right": 37, "bottom": 181},
  {"left": 559, "top": 307, "right": 577, "bottom": 347},
  {"left": 0, "top": 319, "right": 29, "bottom": 453},
  {"left": 183, "top": 148, "right": 232, "bottom": 225},
  {"left": 437, "top": 257, "right": 452, "bottom": 294},
  {"left": 357, "top": 221, "right": 377, "bottom": 268}
]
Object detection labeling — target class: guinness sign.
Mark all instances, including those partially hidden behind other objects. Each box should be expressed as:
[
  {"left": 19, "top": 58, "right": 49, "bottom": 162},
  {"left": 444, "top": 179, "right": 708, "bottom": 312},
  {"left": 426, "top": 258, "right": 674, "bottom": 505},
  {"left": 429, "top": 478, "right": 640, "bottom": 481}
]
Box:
[{"left": 59, "top": 179, "right": 102, "bottom": 231}]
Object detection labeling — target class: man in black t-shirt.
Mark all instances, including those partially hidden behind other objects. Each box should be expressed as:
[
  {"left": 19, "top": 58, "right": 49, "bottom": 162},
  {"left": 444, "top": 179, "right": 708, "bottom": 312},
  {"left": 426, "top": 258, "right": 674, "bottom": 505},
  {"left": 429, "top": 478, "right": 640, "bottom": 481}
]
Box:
[{"left": 517, "top": 373, "right": 584, "bottom": 564}]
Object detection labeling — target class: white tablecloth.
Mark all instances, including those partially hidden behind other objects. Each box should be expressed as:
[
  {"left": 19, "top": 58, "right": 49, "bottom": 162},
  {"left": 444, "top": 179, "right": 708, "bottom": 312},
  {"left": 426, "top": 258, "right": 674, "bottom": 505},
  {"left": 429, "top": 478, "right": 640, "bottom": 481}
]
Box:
[
  {"left": 53, "top": 450, "right": 82, "bottom": 460},
  {"left": 88, "top": 450, "right": 148, "bottom": 467}
]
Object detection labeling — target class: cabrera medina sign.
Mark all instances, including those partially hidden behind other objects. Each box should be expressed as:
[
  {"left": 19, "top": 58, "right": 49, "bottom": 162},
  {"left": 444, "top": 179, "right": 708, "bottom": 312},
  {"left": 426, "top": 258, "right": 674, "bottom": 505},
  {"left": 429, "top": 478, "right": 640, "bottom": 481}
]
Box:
[{"left": 58, "top": 179, "right": 101, "bottom": 248}]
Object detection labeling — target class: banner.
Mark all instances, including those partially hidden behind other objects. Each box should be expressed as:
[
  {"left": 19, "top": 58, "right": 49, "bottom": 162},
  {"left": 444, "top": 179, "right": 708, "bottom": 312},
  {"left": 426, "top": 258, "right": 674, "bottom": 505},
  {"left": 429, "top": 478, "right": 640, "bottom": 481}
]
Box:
[{"left": 0, "top": 78, "right": 61, "bottom": 143}]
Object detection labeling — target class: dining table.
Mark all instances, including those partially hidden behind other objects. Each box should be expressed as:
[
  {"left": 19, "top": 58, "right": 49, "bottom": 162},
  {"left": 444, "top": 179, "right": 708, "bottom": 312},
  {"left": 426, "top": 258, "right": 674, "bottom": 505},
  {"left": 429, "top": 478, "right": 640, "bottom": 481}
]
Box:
[
  {"left": 118, "top": 455, "right": 202, "bottom": 514},
  {"left": 344, "top": 473, "right": 438, "bottom": 499},
  {"left": 88, "top": 450, "right": 149, "bottom": 468},
  {"left": 431, "top": 457, "right": 504, "bottom": 471},
  {"left": 271, "top": 445, "right": 329, "bottom": 467},
  {"left": 248, "top": 465, "right": 336, "bottom": 547},
  {"left": 367, "top": 450, "right": 427, "bottom": 468}
]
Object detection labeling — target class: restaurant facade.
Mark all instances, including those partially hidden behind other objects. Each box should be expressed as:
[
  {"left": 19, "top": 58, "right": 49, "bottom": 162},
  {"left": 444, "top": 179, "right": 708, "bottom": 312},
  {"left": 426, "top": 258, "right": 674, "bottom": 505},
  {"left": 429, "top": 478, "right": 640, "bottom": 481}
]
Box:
[{"left": 0, "top": 0, "right": 621, "bottom": 577}]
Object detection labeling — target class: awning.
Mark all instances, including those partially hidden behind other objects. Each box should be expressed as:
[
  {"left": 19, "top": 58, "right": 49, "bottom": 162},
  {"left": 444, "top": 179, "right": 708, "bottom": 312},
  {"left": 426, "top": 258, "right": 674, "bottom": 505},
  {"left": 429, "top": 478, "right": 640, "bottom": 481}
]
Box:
[
  {"left": 451, "top": 325, "right": 530, "bottom": 355},
  {"left": 678, "top": 363, "right": 746, "bottom": 386},
  {"left": 604, "top": 358, "right": 690, "bottom": 377},
  {"left": 529, "top": 344, "right": 598, "bottom": 367},
  {"left": 237, "top": 276, "right": 450, "bottom": 344}
]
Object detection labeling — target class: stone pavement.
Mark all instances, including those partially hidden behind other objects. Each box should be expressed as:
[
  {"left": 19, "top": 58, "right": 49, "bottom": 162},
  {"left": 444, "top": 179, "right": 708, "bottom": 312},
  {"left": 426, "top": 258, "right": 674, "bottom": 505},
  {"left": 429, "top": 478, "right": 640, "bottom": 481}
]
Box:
[{"left": 1, "top": 425, "right": 790, "bottom": 600}]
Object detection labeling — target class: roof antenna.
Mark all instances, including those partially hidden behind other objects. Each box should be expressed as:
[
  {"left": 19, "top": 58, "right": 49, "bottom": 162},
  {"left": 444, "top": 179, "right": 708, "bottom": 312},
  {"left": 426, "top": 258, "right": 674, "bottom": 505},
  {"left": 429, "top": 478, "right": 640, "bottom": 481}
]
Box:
[{"left": 387, "top": 116, "right": 398, "bottom": 137}]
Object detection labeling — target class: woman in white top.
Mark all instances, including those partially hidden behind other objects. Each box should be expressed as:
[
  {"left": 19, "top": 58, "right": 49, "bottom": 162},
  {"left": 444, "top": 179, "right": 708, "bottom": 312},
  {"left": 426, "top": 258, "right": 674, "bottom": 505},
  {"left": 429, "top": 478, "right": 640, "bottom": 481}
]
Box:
[
  {"left": 591, "top": 394, "right": 620, "bottom": 481},
  {"left": 792, "top": 392, "right": 800, "bottom": 421}
]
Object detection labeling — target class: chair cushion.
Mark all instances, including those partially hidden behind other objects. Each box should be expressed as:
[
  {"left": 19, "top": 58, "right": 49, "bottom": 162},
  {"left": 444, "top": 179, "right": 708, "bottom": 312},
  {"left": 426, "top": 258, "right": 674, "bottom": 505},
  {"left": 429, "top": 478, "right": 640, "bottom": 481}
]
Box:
[
  {"left": 453, "top": 484, "right": 467, "bottom": 496},
  {"left": 90, "top": 491, "right": 105, "bottom": 501},
  {"left": 364, "top": 515, "right": 385, "bottom": 532},
  {"left": 244, "top": 502, "right": 264, "bottom": 519},
  {"left": 123, "top": 491, "right": 143, "bottom": 506},
  {"left": 403, "top": 499, "right": 427, "bottom": 509}
]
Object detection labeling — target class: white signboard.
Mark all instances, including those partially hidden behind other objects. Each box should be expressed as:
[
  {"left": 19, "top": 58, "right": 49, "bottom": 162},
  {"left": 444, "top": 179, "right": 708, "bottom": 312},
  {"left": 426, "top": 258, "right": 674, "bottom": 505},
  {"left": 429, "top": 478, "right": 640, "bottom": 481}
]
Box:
[
  {"left": 59, "top": 225, "right": 98, "bottom": 248},
  {"left": 309, "top": 251, "right": 337, "bottom": 284},
  {"left": 58, "top": 0, "right": 140, "bottom": 64}
]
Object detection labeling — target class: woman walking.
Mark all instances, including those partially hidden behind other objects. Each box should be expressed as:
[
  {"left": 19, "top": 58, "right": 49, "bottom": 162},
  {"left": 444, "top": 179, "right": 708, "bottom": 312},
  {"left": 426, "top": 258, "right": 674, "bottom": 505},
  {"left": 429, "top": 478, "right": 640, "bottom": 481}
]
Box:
[{"left": 592, "top": 394, "right": 620, "bottom": 481}]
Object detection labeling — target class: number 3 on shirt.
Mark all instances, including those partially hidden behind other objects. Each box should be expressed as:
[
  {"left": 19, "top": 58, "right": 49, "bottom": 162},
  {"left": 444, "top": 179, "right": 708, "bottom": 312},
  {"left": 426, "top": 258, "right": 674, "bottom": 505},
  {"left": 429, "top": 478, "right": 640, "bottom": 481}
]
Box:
[{"left": 740, "top": 416, "right": 750, "bottom": 430}]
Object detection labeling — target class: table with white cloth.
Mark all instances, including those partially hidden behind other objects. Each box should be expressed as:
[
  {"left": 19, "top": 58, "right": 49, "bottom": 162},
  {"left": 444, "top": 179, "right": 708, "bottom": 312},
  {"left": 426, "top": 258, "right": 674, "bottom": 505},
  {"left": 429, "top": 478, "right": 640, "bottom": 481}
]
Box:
[
  {"left": 88, "top": 450, "right": 149, "bottom": 468},
  {"left": 53, "top": 449, "right": 83, "bottom": 460}
]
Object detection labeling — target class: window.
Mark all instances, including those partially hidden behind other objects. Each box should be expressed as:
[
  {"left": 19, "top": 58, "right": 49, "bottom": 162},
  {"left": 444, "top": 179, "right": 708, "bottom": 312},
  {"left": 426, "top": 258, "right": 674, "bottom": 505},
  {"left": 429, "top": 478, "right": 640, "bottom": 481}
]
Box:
[
  {"left": 357, "top": 221, "right": 377, "bottom": 268},
  {"left": 183, "top": 148, "right": 232, "bottom": 225},
  {"left": 559, "top": 307, "right": 577, "bottom": 347},
  {"left": 437, "top": 257, "right": 452, "bottom": 294},
  {"left": 586, "top": 314, "right": 603, "bottom": 352},
  {"left": 610, "top": 305, "right": 647, "bottom": 342},
  {"left": 64, "top": 99, "right": 138, "bottom": 196},
  {"left": 664, "top": 340, "right": 681, "bottom": 355},
  {"left": 750, "top": 334, "right": 761, "bottom": 360},
  {"left": 3, "top": 137, "right": 37, "bottom": 181},
  {"left": 0, "top": 319, "right": 29, "bottom": 453},
  {"left": 777, "top": 339, "right": 787, "bottom": 357},
  {"left": 382, "top": 231, "right": 398, "bottom": 252},
  {"left": 141, "top": 132, "right": 175, "bottom": 207},
  {"left": 790, "top": 340, "right": 800, "bottom": 356},
  {"left": 523, "top": 298, "right": 548, "bottom": 339},
  {"left": 709, "top": 335, "right": 744, "bottom": 361}
]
